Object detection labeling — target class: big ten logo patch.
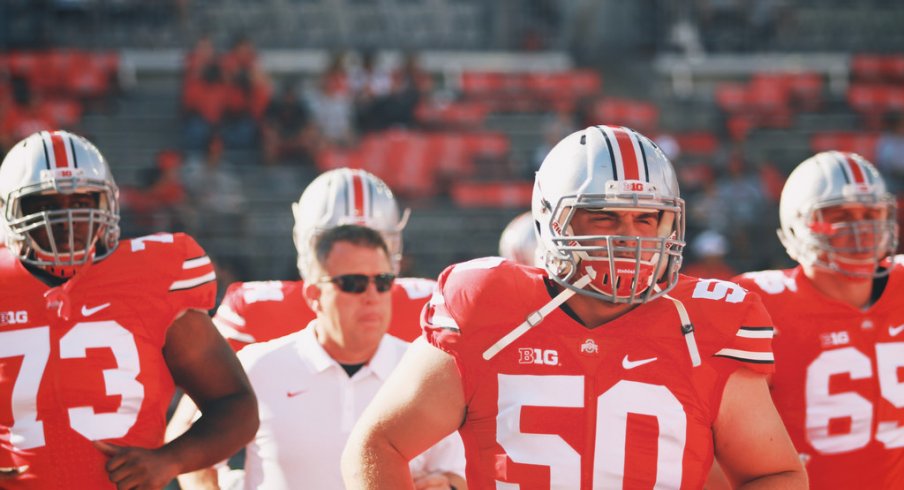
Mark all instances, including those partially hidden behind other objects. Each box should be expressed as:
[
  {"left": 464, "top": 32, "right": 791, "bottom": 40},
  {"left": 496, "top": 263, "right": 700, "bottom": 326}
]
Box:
[
  {"left": 518, "top": 348, "right": 559, "bottom": 366},
  {"left": 0, "top": 310, "right": 28, "bottom": 326}
]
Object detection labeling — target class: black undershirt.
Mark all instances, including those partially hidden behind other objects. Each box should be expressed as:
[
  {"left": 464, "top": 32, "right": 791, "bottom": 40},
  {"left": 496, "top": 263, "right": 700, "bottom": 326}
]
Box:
[
  {"left": 544, "top": 277, "right": 585, "bottom": 325},
  {"left": 871, "top": 267, "right": 889, "bottom": 305},
  {"left": 340, "top": 363, "right": 366, "bottom": 377}
]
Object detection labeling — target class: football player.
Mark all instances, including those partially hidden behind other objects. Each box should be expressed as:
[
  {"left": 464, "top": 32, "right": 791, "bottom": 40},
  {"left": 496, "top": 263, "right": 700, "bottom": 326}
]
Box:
[
  {"left": 732, "top": 151, "right": 903, "bottom": 489},
  {"left": 0, "top": 130, "right": 258, "bottom": 489},
  {"left": 342, "top": 125, "right": 807, "bottom": 489},
  {"left": 498, "top": 210, "right": 541, "bottom": 267},
  {"left": 168, "top": 167, "right": 436, "bottom": 489}
]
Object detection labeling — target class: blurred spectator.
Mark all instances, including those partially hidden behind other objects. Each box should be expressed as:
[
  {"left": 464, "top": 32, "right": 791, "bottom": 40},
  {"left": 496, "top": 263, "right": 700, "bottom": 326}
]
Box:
[
  {"left": 182, "top": 137, "right": 245, "bottom": 222},
  {"left": 0, "top": 86, "right": 55, "bottom": 152},
  {"left": 681, "top": 229, "right": 737, "bottom": 280},
  {"left": 182, "top": 59, "right": 229, "bottom": 153},
  {"left": 310, "top": 51, "right": 355, "bottom": 147},
  {"left": 387, "top": 51, "right": 433, "bottom": 129},
  {"left": 220, "top": 33, "right": 271, "bottom": 149},
  {"left": 350, "top": 49, "right": 393, "bottom": 133},
  {"left": 184, "top": 34, "right": 218, "bottom": 85},
  {"left": 875, "top": 111, "right": 904, "bottom": 193},
  {"left": 261, "top": 79, "right": 320, "bottom": 166},
  {"left": 119, "top": 149, "right": 188, "bottom": 236},
  {"left": 714, "top": 152, "right": 772, "bottom": 268}
]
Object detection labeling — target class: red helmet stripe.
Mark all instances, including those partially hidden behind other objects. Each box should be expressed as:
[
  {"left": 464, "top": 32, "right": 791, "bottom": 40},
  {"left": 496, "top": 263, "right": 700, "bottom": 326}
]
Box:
[
  {"left": 351, "top": 171, "right": 366, "bottom": 218},
  {"left": 613, "top": 129, "right": 641, "bottom": 180},
  {"left": 842, "top": 154, "right": 866, "bottom": 184},
  {"left": 50, "top": 131, "right": 71, "bottom": 169}
]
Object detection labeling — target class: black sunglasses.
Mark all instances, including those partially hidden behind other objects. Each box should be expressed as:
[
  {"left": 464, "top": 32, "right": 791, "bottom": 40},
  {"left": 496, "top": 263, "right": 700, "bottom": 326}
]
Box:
[{"left": 317, "top": 273, "right": 396, "bottom": 294}]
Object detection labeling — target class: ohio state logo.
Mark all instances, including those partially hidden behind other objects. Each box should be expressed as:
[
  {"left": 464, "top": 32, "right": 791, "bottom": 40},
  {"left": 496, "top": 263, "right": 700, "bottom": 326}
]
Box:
[{"left": 580, "top": 339, "right": 599, "bottom": 355}]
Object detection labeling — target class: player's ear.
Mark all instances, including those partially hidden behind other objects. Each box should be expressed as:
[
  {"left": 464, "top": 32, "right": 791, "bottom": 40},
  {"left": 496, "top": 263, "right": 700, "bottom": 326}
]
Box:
[{"left": 303, "top": 281, "right": 322, "bottom": 311}]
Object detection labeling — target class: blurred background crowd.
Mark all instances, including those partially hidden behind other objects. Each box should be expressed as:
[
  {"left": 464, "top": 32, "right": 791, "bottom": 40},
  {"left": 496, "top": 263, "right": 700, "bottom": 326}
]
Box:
[{"left": 2, "top": 0, "right": 904, "bottom": 300}]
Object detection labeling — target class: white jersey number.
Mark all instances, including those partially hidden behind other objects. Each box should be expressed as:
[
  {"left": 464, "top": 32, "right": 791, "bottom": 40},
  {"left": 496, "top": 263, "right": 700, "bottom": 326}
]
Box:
[
  {"left": 1, "top": 322, "right": 144, "bottom": 449},
  {"left": 806, "top": 343, "right": 904, "bottom": 453},
  {"left": 497, "top": 375, "right": 686, "bottom": 489}
]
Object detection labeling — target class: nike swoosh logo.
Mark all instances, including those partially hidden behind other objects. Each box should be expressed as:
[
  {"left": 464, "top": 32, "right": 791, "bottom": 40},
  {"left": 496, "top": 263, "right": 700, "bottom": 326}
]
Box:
[
  {"left": 890, "top": 324, "right": 904, "bottom": 337},
  {"left": 286, "top": 390, "right": 307, "bottom": 398},
  {"left": 81, "top": 303, "right": 111, "bottom": 317},
  {"left": 622, "top": 355, "right": 658, "bottom": 370}
]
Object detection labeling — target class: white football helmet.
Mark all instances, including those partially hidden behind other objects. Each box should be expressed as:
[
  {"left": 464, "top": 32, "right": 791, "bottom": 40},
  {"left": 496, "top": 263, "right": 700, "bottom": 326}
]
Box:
[
  {"left": 498, "top": 210, "right": 542, "bottom": 267},
  {"left": 532, "top": 125, "right": 685, "bottom": 304},
  {"left": 0, "top": 130, "right": 120, "bottom": 278},
  {"left": 292, "top": 168, "right": 409, "bottom": 277},
  {"left": 778, "top": 151, "right": 898, "bottom": 278}
]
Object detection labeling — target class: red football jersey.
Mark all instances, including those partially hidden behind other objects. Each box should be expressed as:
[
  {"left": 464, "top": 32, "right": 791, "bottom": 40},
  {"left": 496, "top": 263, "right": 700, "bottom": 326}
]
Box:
[
  {"left": 213, "top": 276, "right": 435, "bottom": 350},
  {"left": 424, "top": 257, "right": 775, "bottom": 489},
  {"left": 0, "top": 233, "right": 216, "bottom": 489},
  {"left": 733, "top": 256, "right": 904, "bottom": 489}
]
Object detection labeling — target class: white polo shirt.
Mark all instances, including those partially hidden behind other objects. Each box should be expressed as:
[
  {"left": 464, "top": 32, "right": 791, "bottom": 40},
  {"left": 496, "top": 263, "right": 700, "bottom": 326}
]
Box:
[{"left": 238, "top": 324, "right": 466, "bottom": 490}]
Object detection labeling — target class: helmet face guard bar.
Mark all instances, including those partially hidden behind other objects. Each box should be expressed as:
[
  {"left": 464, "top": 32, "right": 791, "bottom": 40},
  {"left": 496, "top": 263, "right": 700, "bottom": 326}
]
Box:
[
  {"left": 543, "top": 192, "right": 685, "bottom": 304},
  {"left": 802, "top": 198, "right": 898, "bottom": 278}
]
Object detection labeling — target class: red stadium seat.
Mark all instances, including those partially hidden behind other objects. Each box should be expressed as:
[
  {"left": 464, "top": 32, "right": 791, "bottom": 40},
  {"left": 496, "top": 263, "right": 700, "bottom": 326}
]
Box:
[
  {"left": 450, "top": 180, "right": 533, "bottom": 208},
  {"left": 809, "top": 132, "right": 880, "bottom": 162}
]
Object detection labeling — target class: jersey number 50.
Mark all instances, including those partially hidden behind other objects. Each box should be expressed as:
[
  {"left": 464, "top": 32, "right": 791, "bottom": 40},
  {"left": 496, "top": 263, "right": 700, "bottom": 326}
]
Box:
[
  {"left": 497, "top": 375, "right": 687, "bottom": 488},
  {"left": 1, "top": 322, "right": 144, "bottom": 449}
]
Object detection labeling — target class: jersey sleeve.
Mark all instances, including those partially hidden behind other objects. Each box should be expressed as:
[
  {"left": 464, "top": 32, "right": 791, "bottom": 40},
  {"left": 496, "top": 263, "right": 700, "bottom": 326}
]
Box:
[
  {"left": 422, "top": 257, "right": 518, "bottom": 364},
  {"left": 212, "top": 282, "right": 257, "bottom": 351},
  {"left": 711, "top": 291, "right": 776, "bottom": 375},
  {"left": 166, "top": 233, "right": 217, "bottom": 314},
  {"left": 388, "top": 278, "right": 437, "bottom": 342}
]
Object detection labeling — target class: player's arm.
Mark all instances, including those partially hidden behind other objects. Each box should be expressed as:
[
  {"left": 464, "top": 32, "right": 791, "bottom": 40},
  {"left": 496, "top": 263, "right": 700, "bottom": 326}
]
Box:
[
  {"left": 342, "top": 337, "right": 466, "bottom": 490},
  {"left": 164, "top": 394, "right": 219, "bottom": 490},
  {"left": 97, "top": 309, "right": 258, "bottom": 489},
  {"left": 713, "top": 368, "right": 807, "bottom": 489}
]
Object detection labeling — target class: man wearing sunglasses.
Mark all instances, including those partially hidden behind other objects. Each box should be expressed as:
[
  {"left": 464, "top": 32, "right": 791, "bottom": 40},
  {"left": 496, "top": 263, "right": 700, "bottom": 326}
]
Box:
[
  {"left": 169, "top": 168, "right": 439, "bottom": 488},
  {"left": 227, "top": 225, "right": 465, "bottom": 490}
]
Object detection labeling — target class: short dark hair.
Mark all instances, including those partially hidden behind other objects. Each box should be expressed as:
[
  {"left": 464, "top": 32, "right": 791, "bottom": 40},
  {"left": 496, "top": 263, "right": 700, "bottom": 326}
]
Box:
[{"left": 311, "top": 224, "right": 390, "bottom": 271}]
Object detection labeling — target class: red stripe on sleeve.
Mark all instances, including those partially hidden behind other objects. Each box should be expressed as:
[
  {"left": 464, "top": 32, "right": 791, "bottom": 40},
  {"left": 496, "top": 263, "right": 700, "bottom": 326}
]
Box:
[
  {"left": 50, "top": 132, "right": 70, "bottom": 169},
  {"left": 614, "top": 130, "right": 640, "bottom": 180}
]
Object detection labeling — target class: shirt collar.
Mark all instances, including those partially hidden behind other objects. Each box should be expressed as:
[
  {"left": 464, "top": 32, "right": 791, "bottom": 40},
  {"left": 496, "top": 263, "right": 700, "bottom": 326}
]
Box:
[{"left": 297, "top": 320, "right": 396, "bottom": 380}]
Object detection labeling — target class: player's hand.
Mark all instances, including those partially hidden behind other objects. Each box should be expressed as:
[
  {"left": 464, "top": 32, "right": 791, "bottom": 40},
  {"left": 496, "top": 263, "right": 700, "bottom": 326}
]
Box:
[
  {"left": 94, "top": 440, "right": 181, "bottom": 490},
  {"left": 413, "top": 471, "right": 454, "bottom": 490}
]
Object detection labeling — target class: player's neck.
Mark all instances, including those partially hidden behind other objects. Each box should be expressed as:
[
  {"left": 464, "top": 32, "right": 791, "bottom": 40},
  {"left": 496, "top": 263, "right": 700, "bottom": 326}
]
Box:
[
  {"left": 564, "top": 292, "right": 639, "bottom": 329},
  {"left": 804, "top": 266, "right": 874, "bottom": 309}
]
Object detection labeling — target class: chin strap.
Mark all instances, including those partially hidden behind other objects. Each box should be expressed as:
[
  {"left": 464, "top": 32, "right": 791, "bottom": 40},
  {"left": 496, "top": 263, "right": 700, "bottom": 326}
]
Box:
[
  {"left": 483, "top": 274, "right": 593, "bottom": 361},
  {"left": 656, "top": 285, "right": 701, "bottom": 367}
]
